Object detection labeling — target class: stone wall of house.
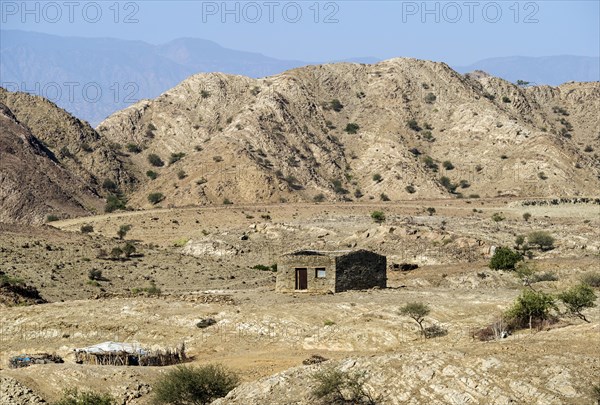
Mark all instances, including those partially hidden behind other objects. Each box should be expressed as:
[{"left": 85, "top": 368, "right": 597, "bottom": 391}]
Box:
[
  {"left": 334, "top": 250, "right": 387, "bottom": 292},
  {"left": 276, "top": 253, "right": 336, "bottom": 293}
]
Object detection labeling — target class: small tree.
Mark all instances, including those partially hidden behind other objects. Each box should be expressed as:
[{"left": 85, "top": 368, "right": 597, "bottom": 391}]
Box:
[
  {"left": 515, "top": 235, "right": 525, "bottom": 250},
  {"left": 313, "top": 193, "right": 326, "bottom": 202},
  {"left": 527, "top": 231, "right": 554, "bottom": 251},
  {"left": 370, "top": 211, "right": 385, "bottom": 223},
  {"left": 489, "top": 247, "right": 523, "bottom": 270},
  {"left": 105, "top": 195, "right": 126, "bottom": 213},
  {"left": 372, "top": 173, "right": 382, "bottom": 183},
  {"left": 506, "top": 289, "right": 557, "bottom": 329},
  {"left": 558, "top": 284, "right": 597, "bottom": 323},
  {"left": 426, "top": 207, "right": 436, "bottom": 216},
  {"left": 117, "top": 224, "right": 131, "bottom": 240},
  {"left": 399, "top": 302, "right": 430, "bottom": 337},
  {"left": 153, "top": 364, "right": 239, "bottom": 405},
  {"left": 442, "top": 160, "right": 454, "bottom": 170},
  {"left": 102, "top": 179, "right": 118, "bottom": 193},
  {"left": 146, "top": 170, "right": 158, "bottom": 180},
  {"left": 110, "top": 247, "right": 123, "bottom": 259},
  {"left": 523, "top": 212, "right": 532, "bottom": 222}
]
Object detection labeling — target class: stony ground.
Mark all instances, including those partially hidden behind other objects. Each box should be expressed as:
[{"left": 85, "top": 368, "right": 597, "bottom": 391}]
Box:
[{"left": 0, "top": 199, "right": 598, "bottom": 404}]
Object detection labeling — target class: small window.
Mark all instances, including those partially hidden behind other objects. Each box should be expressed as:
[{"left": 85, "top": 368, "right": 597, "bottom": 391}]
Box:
[{"left": 315, "top": 268, "right": 326, "bottom": 278}]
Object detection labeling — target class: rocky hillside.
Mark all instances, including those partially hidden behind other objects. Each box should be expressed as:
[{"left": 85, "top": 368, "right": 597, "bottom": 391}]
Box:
[
  {"left": 97, "top": 58, "right": 600, "bottom": 209},
  {"left": 0, "top": 102, "right": 104, "bottom": 224},
  {"left": 0, "top": 88, "right": 136, "bottom": 192}
]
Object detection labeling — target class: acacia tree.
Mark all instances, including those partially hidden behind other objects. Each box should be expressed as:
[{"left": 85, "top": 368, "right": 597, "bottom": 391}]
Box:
[
  {"left": 558, "top": 284, "right": 597, "bottom": 323},
  {"left": 399, "top": 302, "right": 430, "bottom": 337}
]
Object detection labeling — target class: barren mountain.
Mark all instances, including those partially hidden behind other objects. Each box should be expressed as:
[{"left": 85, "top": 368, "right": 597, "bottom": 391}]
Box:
[
  {"left": 0, "top": 102, "right": 103, "bottom": 224},
  {"left": 0, "top": 88, "right": 137, "bottom": 192},
  {"left": 97, "top": 58, "right": 600, "bottom": 209}
]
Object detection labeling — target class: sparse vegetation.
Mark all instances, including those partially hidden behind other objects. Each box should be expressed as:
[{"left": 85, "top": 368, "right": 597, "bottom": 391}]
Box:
[
  {"left": 55, "top": 388, "right": 115, "bottom": 405},
  {"left": 439, "top": 176, "right": 457, "bottom": 193},
  {"left": 442, "top": 161, "right": 454, "bottom": 170},
  {"left": 313, "top": 193, "right": 326, "bottom": 202},
  {"left": 88, "top": 269, "right": 103, "bottom": 281},
  {"left": 126, "top": 143, "right": 142, "bottom": 153},
  {"left": 177, "top": 170, "right": 187, "bottom": 180},
  {"left": 153, "top": 364, "right": 239, "bottom": 405},
  {"left": 527, "top": 231, "right": 555, "bottom": 251},
  {"left": 506, "top": 289, "right": 557, "bottom": 329},
  {"left": 370, "top": 211, "right": 385, "bottom": 223},
  {"left": 399, "top": 302, "right": 430, "bottom": 337},
  {"left": 104, "top": 195, "right": 127, "bottom": 213},
  {"left": 169, "top": 152, "right": 186, "bottom": 165},
  {"left": 328, "top": 99, "right": 344, "bottom": 112},
  {"left": 46, "top": 214, "right": 60, "bottom": 222},
  {"left": 253, "top": 264, "right": 277, "bottom": 272},
  {"left": 146, "top": 170, "right": 158, "bottom": 180},
  {"left": 80, "top": 224, "right": 94, "bottom": 234},
  {"left": 102, "top": 179, "right": 118, "bottom": 193},
  {"left": 223, "top": 198, "right": 233, "bottom": 205},
  {"left": 489, "top": 247, "right": 523, "bottom": 270},
  {"left": 148, "top": 192, "right": 165, "bottom": 205},
  {"left": 311, "top": 366, "right": 378, "bottom": 405},
  {"left": 407, "top": 119, "right": 421, "bottom": 131},
  {"left": 581, "top": 273, "right": 600, "bottom": 288},
  {"left": 148, "top": 153, "right": 164, "bottom": 167},
  {"left": 345, "top": 123, "right": 360, "bottom": 134},
  {"left": 117, "top": 224, "right": 131, "bottom": 240},
  {"left": 422, "top": 156, "right": 438, "bottom": 171},
  {"left": 424, "top": 92, "right": 436, "bottom": 104},
  {"left": 380, "top": 193, "right": 390, "bottom": 201},
  {"left": 558, "top": 284, "right": 597, "bottom": 323}
]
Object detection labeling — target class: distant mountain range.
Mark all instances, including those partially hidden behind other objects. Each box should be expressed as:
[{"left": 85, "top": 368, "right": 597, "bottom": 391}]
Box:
[
  {"left": 1, "top": 30, "right": 598, "bottom": 125},
  {"left": 454, "top": 55, "right": 600, "bottom": 86}
]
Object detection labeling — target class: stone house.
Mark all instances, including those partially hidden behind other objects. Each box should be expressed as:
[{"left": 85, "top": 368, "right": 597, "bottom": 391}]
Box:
[{"left": 276, "top": 249, "right": 387, "bottom": 293}]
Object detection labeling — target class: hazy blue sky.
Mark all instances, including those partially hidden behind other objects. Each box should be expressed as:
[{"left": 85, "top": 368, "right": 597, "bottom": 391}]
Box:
[{"left": 2, "top": 1, "right": 598, "bottom": 64}]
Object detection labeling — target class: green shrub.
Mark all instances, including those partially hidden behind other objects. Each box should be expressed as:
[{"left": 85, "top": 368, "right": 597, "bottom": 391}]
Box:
[
  {"left": 146, "top": 170, "right": 158, "bottom": 180},
  {"left": 104, "top": 195, "right": 127, "bottom": 213},
  {"left": 55, "top": 388, "right": 115, "bottom": 405},
  {"left": 523, "top": 212, "right": 532, "bottom": 222},
  {"left": 380, "top": 193, "right": 390, "bottom": 201},
  {"left": 102, "top": 179, "right": 118, "bottom": 192},
  {"left": 223, "top": 198, "right": 233, "bottom": 205},
  {"left": 126, "top": 143, "right": 142, "bottom": 153},
  {"left": 177, "top": 170, "right": 187, "bottom": 180},
  {"left": 123, "top": 242, "right": 136, "bottom": 258},
  {"left": 370, "top": 211, "right": 385, "bottom": 223},
  {"left": 313, "top": 193, "right": 326, "bottom": 202},
  {"left": 201, "top": 90, "right": 211, "bottom": 99},
  {"left": 329, "top": 99, "right": 344, "bottom": 112},
  {"left": 489, "top": 247, "right": 523, "bottom": 270},
  {"left": 153, "top": 364, "right": 239, "bottom": 405},
  {"left": 426, "top": 207, "right": 436, "bottom": 216},
  {"left": 424, "top": 92, "right": 436, "bottom": 104},
  {"left": 148, "top": 153, "right": 164, "bottom": 167},
  {"left": 372, "top": 173, "right": 382, "bottom": 183},
  {"left": 502, "top": 96, "right": 511, "bottom": 103},
  {"left": 407, "top": 119, "right": 421, "bottom": 131},
  {"left": 169, "top": 152, "right": 186, "bottom": 165},
  {"left": 439, "top": 176, "right": 457, "bottom": 193},
  {"left": 88, "top": 269, "right": 103, "bottom": 281},
  {"left": 527, "top": 231, "right": 555, "bottom": 251},
  {"left": 506, "top": 289, "right": 557, "bottom": 329},
  {"left": 405, "top": 185, "right": 416, "bottom": 194},
  {"left": 80, "top": 225, "right": 94, "bottom": 234},
  {"left": 311, "top": 366, "right": 377, "bottom": 404},
  {"left": 581, "top": 272, "right": 600, "bottom": 288},
  {"left": 148, "top": 192, "right": 165, "bottom": 205},
  {"left": 117, "top": 224, "right": 131, "bottom": 240},
  {"left": 558, "top": 283, "right": 597, "bottom": 322},
  {"left": 345, "top": 123, "right": 360, "bottom": 134},
  {"left": 253, "top": 264, "right": 277, "bottom": 272},
  {"left": 332, "top": 179, "right": 349, "bottom": 194},
  {"left": 46, "top": 214, "right": 60, "bottom": 222},
  {"left": 442, "top": 161, "right": 454, "bottom": 170},
  {"left": 422, "top": 156, "right": 438, "bottom": 171},
  {"left": 584, "top": 145, "right": 594, "bottom": 152},
  {"left": 492, "top": 212, "right": 505, "bottom": 223}
]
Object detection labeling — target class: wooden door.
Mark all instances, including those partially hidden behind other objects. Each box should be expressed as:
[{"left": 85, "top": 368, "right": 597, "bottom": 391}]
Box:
[{"left": 295, "top": 268, "right": 308, "bottom": 290}]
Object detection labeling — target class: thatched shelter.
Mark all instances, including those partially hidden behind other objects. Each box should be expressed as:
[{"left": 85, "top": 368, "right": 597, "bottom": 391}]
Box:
[{"left": 74, "top": 341, "right": 186, "bottom": 366}]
